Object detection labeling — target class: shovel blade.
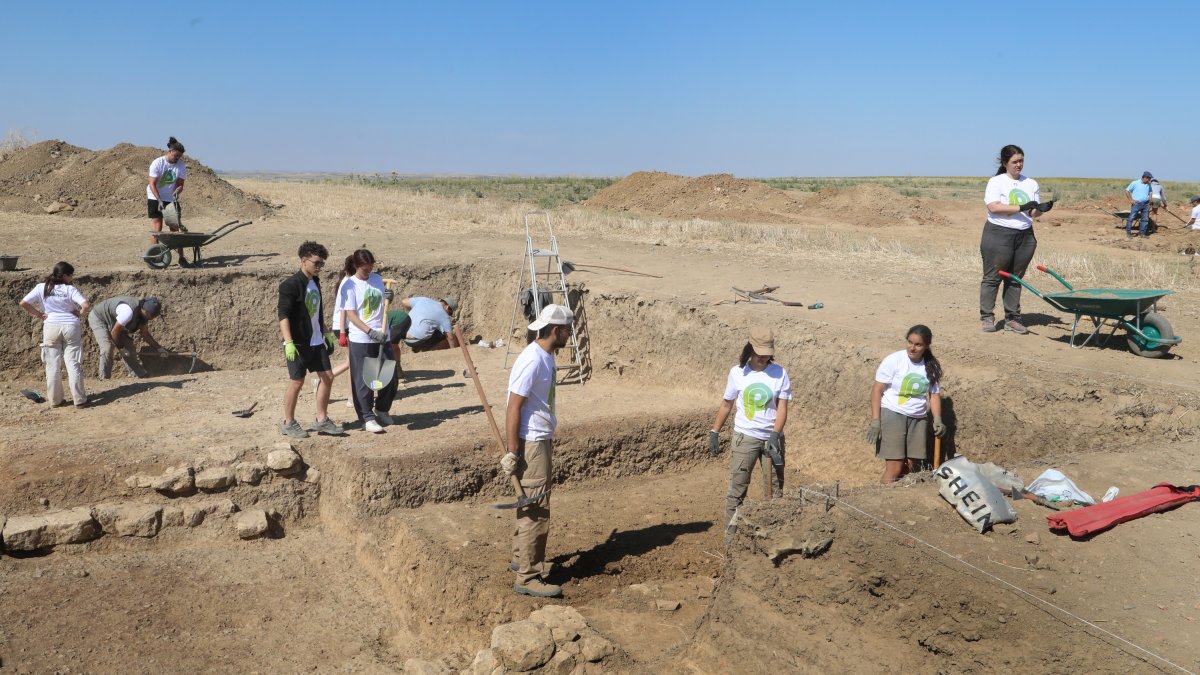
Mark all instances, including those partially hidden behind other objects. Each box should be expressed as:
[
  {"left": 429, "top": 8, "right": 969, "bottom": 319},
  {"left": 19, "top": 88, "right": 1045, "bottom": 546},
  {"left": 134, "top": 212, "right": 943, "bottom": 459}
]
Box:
[{"left": 489, "top": 491, "right": 550, "bottom": 510}]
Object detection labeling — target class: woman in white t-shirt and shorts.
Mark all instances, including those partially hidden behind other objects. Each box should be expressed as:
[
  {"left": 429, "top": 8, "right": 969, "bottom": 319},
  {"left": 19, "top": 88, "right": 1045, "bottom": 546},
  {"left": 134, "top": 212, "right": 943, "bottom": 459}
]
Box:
[
  {"left": 147, "top": 137, "right": 188, "bottom": 263},
  {"left": 709, "top": 327, "right": 792, "bottom": 533},
  {"left": 18, "top": 262, "right": 92, "bottom": 407},
  {"left": 980, "top": 144, "right": 1045, "bottom": 334},
  {"left": 866, "top": 325, "right": 945, "bottom": 483}
]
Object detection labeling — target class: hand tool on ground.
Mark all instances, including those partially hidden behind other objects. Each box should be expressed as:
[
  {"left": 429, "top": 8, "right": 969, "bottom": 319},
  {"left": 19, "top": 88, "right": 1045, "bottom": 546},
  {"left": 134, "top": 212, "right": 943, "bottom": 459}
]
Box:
[
  {"left": 20, "top": 389, "right": 45, "bottom": 403},
  {"left": 231, "top": 401, "right": 258, "bottom": 418},
  {"left": 453, "top": 325, "right": 544, "bottom": 509},
  {"left": 561, "top": 261, "right": 662, "bottom": 278},
  {"left": 732, "top": 287, "right": 805, "bottom": 306},
  {"left": 1009, "top": 486, "right": 1061, "bottom": 510},
  {"left": 362, "top": 283, "right": 396, "bottom": 392}
]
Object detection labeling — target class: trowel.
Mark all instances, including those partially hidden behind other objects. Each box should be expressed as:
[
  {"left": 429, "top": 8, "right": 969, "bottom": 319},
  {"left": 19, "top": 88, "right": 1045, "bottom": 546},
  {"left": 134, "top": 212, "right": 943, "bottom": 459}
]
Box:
[{"left": 231, "top": 401, "right": 258, "bottom": 418}]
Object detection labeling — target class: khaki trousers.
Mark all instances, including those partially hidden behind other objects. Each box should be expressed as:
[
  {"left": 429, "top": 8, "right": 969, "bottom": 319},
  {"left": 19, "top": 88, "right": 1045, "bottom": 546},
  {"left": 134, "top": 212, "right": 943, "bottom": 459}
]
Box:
[
  {"left": 512, "top": 438, "right": 552, "bottom": 585},
  {"left": 725, "top": 432, "right": 785, "bottom": 529},
  {"left": 42, "top": 322, "right": 86, "bottom": 406},
  {"left": 87, "top": 313, "right": 146, "bottom": 379}
]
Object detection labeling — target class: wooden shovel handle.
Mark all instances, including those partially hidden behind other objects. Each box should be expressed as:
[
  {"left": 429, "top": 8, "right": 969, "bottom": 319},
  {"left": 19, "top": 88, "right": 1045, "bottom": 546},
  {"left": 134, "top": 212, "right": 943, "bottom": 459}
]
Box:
[
  {"left": 933, "top": 436, "right": 942, "bottom": 469},
  {"left": 454, "top": 326, "right": 526, "bottom": 498}
]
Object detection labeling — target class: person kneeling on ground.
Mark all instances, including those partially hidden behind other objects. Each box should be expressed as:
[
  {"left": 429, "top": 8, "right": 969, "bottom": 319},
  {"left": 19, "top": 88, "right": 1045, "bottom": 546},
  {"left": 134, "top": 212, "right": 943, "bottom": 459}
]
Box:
[
  {"left": 709, "top": 327, "right": 791, "bottom": 536},
  {"left": 396, "top": 296, "right": 460, "bottom": 352},
  {"left": 866, "top": 324, "right": 945, "bottom": 483},
  {"left": 86, "top": 295, "right": 167, "bottom": 380},
  {"left": 502, "top": 304, "right": 574, "bottom": 598},
  {"left": 278, "top": 240, "right": 343, "bottom": 439}
]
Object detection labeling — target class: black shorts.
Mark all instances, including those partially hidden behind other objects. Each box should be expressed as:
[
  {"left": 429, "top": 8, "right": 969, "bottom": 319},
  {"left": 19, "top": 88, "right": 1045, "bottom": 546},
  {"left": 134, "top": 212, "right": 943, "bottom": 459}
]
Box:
[
  {"left": 147, "top": 198, "right": 179, "bottom": 220},
  {"left": 285, "top": 342, "right": 332, "bottom": 380},
  {"left": 407, "top": 329, "right": 447, "bottom": 352}
]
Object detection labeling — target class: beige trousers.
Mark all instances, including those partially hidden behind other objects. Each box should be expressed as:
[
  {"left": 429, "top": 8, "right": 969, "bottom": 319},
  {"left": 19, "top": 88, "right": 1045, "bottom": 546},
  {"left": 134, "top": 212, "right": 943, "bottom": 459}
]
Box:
[
  {"left": 42, "top": 322, "right": 87, "bottom": 406},
  {"left": 512, "top": 438, "right": 552, "bottom": 585},
  {"left": 725, "top": 432, "right": 785, "bottom": 528}
]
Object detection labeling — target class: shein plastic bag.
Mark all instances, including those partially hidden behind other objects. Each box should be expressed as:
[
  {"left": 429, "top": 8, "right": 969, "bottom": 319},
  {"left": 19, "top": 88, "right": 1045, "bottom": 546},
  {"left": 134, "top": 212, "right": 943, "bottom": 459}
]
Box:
[{"left": 936, "top": 456, "right": 1017, "bottom": 533}]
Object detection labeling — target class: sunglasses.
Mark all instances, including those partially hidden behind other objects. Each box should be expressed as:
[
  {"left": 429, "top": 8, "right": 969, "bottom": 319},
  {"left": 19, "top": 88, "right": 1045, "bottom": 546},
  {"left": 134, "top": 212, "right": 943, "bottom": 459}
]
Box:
[{"left": 306, "top": 258, "right": 327, "bottom": 268}]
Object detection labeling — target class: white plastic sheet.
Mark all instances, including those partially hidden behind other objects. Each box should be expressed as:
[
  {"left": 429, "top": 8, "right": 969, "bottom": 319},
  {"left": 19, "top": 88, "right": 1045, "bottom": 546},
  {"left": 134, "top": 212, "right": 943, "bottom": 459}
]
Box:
[{"left": 1026, "top": 468, "right": 1095, "bottom": 505}]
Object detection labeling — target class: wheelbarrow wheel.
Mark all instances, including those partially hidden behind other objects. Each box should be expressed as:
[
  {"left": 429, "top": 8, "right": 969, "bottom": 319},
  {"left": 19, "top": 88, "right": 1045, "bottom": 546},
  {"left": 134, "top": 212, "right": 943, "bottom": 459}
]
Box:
[
  {"left": 144, "top": 244, "right": 171, "bottom": 270},
  {"left": 1126, "top": 311, "right": 1174, "bottom": 358}
]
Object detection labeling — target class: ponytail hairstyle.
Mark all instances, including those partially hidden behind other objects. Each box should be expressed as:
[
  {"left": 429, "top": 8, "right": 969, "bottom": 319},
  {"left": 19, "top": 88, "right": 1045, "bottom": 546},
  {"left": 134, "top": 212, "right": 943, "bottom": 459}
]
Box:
[
  {"left": 737, "top": 342, "right": 773, "bottom": 368},
  {"left": 337, "top": 248, "right": 375, "bottom": 286},
  {"left": 43, "top": 261, "right": 74, "bottom": 298},
  {"left": 995, "top": 144, "right": 1024, "bottom": 176},
  {"left": 907, "top": 324, "right": 942, "bottom": 387},
  {"left": 167, "top": 136, "right": 185, "bottom": 154}
]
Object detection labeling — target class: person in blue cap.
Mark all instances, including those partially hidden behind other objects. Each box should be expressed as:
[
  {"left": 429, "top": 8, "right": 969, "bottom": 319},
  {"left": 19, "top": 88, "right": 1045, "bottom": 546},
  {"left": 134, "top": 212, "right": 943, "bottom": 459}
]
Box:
[{"left": 1126, "top": 172, "right": 1155, "bottom": 238}]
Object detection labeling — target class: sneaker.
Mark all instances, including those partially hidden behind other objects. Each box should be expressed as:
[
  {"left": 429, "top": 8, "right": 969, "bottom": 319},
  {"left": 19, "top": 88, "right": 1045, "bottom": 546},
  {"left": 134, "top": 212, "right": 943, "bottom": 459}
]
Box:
[
  {"left": 363, "top": 419, "right": 384, "bottom": 434},
  {"left": 509, "top": 561, "right": 555, "bottom": 579},
  {"left": 981, "top": 320, "right": 1000, "bottom": 333},
  {"left": 280, "top": 420, "right": 309, "bottom": 439},
  {"left": 311, "top": 417, "right": 345, "bottom": 435},
  {"left": 375, "top": 411, "right": 394, "bottom": 427},
  {"left": 1004, "top": 320, "right": 1029, "bottom": 334},
  {"left": 1141, "top": 233, "right": 1150, "bottom": 238},
  {"left": 1126, "top": 232, "right": 1134, "bottom": 239},
  {"left": 513, "top": 579, "right": 563, "bottom": 598}
]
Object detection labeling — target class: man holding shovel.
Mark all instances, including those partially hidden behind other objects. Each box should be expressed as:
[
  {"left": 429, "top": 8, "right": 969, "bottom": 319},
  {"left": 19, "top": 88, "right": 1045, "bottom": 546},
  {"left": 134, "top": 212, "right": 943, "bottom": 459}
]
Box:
[{"left": 501, "top": 304, "right": 573, "bottom": 598}]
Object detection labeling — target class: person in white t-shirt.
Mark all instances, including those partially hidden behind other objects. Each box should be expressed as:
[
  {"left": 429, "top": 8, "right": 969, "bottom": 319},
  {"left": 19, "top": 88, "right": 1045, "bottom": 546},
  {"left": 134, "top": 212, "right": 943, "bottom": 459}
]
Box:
[
  {"left": 709, "top": 327, "right": 792, "bottom": 533},
  {"left": 18, "top": 262, "right": 91, "bottom": 407},
  {"left": 146, "top": 137, "right": 188, "bottom": 261},
  {"left": 865, "top": 325, "right": 945, "bottom": 483},
  {"left": 337, "top": 249, "right": 396, "bottom": 434},
  {"left": 1187, "top": 195, "right": 1200, "bottom": 230},
  {"left": 500, "top": 304, "right": 574, "bottom": 599},
  {"left": 318, "top": 273, "right": 356, "bottom": 407},
  {"left": 981, "top": 144, "right": 1046, "bottom": 335}
]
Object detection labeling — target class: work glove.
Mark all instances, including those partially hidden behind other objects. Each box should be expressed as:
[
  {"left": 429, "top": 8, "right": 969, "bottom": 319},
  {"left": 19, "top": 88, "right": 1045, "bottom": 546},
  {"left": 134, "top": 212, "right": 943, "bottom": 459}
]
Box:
[
  {"left": 708, "top": 430, "right": 720, "bottom": 457},
  {"left": 1019, "top": 200, "right": 1039, "bottom": 213},
  {"left": 156, "top": 200, "right": 165, "bottom": 213},
  {"left": 157, "top": 346, "right": 170, "bottom": 357},
  {"left": 865, "top": 419, "right": 881, "bottom": 445},
  {"left": 384, "top": 289, "right": 395, "bottom": 303},
  {"left": 766, "top": 431, "right": 783, "bottom": 466},
  {"left": 1037, "top": 200, "right": 1054, "bottom": 213},
  {"left": 324, "top": 331, "right": 336, "bottom": 350},
  {"left": 368, "top": 328, "right": 386, "bottom": 343},
  {"left": 338, "top": 332, "right": 348, "bottom": 348},
  {"left": 500, "top": 451, "right": 519, "bottom": 476},
  {"left": 932, "top": 415, "right": 946, "bottom": 438},
  {"left": 283, "top": 340, "right": 298, "bottom": 362}
]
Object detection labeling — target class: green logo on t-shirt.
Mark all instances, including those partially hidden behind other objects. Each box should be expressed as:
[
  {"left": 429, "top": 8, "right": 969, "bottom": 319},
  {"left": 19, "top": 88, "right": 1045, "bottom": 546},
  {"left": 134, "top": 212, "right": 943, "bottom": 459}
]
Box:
[
  {"left": 305, "top": 289, "right": 319, "bottom": 317},
  {"left": 743, "top": 383, "right": 772, "bottom": 420},
  {"left": 362, "top": 287, "right": 383, "bottom": 319},
  {"left": 158, "top": 168, "right": 177, "bottom": 188},
  {"left": 1008, "top": 189, "right": 1031, "bottom": 206},
  {"left": 897, "top": 373, "right": 929, "bottom": 405}
]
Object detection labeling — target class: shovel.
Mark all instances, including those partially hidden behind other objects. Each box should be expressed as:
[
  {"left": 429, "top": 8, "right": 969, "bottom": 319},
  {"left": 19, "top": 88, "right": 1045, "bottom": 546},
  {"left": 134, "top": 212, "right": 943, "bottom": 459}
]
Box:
[
  {"left": 1009, "top": 486, "right": 1061, "bottom": 511},
  {"left": 361, "top": 284, "right": 396, "bottom": 392},
  {"left": 20, "top": 389, "right": 45, "bottom": 403},
  {"left": 232, "top": 401, "right": 258, "bottom": 418}
]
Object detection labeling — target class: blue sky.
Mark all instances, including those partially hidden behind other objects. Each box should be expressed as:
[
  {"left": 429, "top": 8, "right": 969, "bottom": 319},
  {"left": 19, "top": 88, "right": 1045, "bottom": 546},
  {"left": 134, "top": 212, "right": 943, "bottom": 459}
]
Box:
[{"left": 3, "top": 1, "right": 1197, "bottom": 178}]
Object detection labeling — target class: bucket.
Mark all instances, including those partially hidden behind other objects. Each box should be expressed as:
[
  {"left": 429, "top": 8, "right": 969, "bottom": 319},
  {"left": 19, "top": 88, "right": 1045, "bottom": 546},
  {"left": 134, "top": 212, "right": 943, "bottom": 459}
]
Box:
[{"left": 0, "top": 256, "right": 17, "bottom": 271}]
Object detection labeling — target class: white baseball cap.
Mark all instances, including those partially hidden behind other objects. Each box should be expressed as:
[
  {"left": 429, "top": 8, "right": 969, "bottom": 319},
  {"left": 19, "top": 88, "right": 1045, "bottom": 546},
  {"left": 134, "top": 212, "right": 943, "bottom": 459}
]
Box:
[{"left": 528, "top": 304, "right": 574, "bottom": 330}]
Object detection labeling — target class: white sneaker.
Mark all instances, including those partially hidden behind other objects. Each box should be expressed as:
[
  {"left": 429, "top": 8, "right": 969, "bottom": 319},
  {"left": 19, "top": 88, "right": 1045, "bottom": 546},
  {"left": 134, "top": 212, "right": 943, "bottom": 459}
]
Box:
[
  {"left": 375, "top": 411, "right": 394, "bottom": 427},
  {"left": 364, "top": 419, "right": 384, "bottom": 433}
]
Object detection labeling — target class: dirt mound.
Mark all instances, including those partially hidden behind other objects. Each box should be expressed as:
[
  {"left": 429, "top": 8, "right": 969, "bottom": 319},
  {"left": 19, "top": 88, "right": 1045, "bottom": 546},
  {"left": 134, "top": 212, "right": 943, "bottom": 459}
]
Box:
[
  {"left": 0, "top": 140, "right": 274, "bottom": 220},
  {"left": 802, "top": 183, "right": 948, "bottom": 227},
  {"left": 586, "top": 171, "right": 807, "bottom": 223}
]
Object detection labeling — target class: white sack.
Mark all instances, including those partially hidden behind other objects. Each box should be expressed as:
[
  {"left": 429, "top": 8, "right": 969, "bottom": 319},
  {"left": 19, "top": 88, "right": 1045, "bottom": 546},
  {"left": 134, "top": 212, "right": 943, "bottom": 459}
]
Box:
[
  {"left": 936, "top": 455, "right": 1018, "bottom": 533},
  {"left": 1026, "top": 468, "right": 1095, "bottom": 505}
]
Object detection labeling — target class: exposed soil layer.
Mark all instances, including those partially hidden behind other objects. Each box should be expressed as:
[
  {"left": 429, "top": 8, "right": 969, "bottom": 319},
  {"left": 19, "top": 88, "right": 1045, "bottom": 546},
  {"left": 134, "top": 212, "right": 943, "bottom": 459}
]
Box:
[
  {"left": 800, "top": 182, "right": 949, "bottom": 227},
  {"left": 0, "top": 140, "right": 273, "bottom": 220},
  {"left": 586, "top": 171, "right": 808, "bottom": 223}
]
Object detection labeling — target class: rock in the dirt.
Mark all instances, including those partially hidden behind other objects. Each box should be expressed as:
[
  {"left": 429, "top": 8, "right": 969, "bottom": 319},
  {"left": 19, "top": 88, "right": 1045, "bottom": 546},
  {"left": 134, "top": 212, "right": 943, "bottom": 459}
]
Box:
[
  {"left": 303, "top": 468, "right": 321, "bottom": 484},
  {"left": 152, "top": 465, "right": 196, "bottom": 496},
  {"left": 267, "top": 445, "right": 302, "bottom": 474},
  {"left": 578, "top": 634, "right": 615, "bottom": 663},
  {"left": 491, "top": 620, "right": 556, "bottom": 671},
  {"left": 92, "top": 503, "right": 163, "bottom": 538},
  {"left": 551, "top": 625, "right": 580, "bottom": 643},
  {"left": 655, "top": 599, "right": 681, "bottom": 612},
  {"left": 404, "top": 658, "right": 451, "bottom": 674},
  {"left": 544, "top": 650, "right": 576, "bottom": 675},
  {"left": 43, "top": 200, "right": 72, "bottom": 214},
  {"left": 2, "top": 507, "right": 100, "bottom": 551},
  {"left": 195, "top": 466, "right": 236, "bottom": 492},
  {"left": 1025, "top": 532, "right": 1041, "bottom": 545},
  {"left": 235, "top": 509, "right": 269, "bottom": 539},
  {"left": 161, "top": 506, "right": 184, "bottom": 528},
  {"left": 529, "top": 605, "right": 590, "bottom": 634},
  {"left": 234, "top": 462, "right": 267, "bottom": 485},
  {"left": 460, "top": 649, "right": 501, "bottom": 675},
  {"left": 124, "top": 474, "right": 155, "bottom": 489},
  {"left": 199, "top": 498, "right": 238, "bottom": 517},
  {"left": 181, "top": 505, "right": 206, "bottom": 528}
]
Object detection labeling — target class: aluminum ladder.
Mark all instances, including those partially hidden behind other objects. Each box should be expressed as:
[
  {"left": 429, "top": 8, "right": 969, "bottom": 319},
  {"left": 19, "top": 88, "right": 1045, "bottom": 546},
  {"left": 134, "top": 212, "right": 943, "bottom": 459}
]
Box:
[{"left": 503, "top": 212, "right": 589, "bottom": 383}]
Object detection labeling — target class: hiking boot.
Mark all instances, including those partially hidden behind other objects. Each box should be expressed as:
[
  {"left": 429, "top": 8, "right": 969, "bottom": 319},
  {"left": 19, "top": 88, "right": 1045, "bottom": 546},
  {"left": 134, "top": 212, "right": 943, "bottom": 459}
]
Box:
[
  {"left": 311, "top": 417, "right": 345, "bottom": 436},
  {"left": 1004, "top": 320, "right": 1029, "bottom": 334},
  {"left": 280, "top": 420, "right": 309, "bottom": 439},
  {"left": 509, "top": 561, "right": 555, "bottom": 579},
  {"left": 513, "top": 579, "right": 563, "bottom": 598},
  {"left": 364, "top": 419, "right": 384, "bottom": 434},
  {"left": 375, "top": 411, "right": 394, "bottom": 427},
  {"left": 981, "top": 320, "right": 1000, "bottom": 333}
]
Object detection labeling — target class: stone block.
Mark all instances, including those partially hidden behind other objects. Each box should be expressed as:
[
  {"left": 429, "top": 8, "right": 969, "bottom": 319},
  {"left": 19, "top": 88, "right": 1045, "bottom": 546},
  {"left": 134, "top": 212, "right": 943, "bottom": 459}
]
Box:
[
  {"left": 234, "top": 462, "right": 267, "bottom": 485},
  {"left": 235, "top": 509, "right": 269, "bottom": 539},
  {"left": 2, "top": 507, "right": 100, "bottom": 550},
  {"left": 124, "top": 474, "right": 155, "bottom": 489},
  {"left": 491, "top": 620, "right": 556, "bottom": 671},
  {"left": 162, "top": 506, "right": 184, "bottom": 528},
  {"left": 461, "top": 649, "right": 501, "bottom": 675},
  {"left": 529, "top": 605, "right": 589, "bottom": 634},
  {"left": 93, "top": 503, "right": 163, "bottom": 538},
  {"left": 152, "top": 465, "right": 195, "bottom": 496},
  {"left": 195, "top": 466, "right": 236, "bottom": 492},
  {"left": 579, "top": 634, "right": 614, "bottom": 663},
  {"left": 266, "top": 445, "right": 302, "bottom": 474},
  {"left": 544, "top": 650, "right": 576, "bottom": 675}
]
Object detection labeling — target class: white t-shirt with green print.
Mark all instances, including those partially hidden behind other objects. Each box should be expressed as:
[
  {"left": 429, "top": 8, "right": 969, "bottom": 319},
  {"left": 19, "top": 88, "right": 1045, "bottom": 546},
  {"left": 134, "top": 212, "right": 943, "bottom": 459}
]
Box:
[
  {"left": 339, "top": 273, "right": 387, "bottom": 344},
  {"left": 723, "top": 362, "right": 792, "bottom": 441},
  {"left": 984, "top": 173, "right": 1039, "bottom": 230},
  {"left": 304, "top": 279, "right": 323, "bottom": 347},
  {"left": 876, "top": 350, "right": 940, "bottom": 418}
]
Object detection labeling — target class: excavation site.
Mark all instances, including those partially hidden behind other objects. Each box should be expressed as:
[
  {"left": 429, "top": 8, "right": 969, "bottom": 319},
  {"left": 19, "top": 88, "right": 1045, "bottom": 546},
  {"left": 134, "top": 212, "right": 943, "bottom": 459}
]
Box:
[{"left": 2, "top": 150, "right": 1199, "bottom": 674}]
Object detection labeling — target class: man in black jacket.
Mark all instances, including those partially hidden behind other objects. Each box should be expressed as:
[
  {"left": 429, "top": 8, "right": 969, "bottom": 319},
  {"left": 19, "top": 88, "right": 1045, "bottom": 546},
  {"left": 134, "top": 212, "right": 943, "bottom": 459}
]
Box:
[{"left": 278, "top": 241, "right": 343, "bottom": 438}]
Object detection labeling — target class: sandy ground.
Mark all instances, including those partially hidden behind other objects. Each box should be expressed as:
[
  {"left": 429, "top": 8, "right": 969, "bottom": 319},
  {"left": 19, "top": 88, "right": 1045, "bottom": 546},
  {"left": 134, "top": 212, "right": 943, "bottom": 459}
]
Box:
[{"left": 2, "top": 177, "right": 1200, "bottom": 672}]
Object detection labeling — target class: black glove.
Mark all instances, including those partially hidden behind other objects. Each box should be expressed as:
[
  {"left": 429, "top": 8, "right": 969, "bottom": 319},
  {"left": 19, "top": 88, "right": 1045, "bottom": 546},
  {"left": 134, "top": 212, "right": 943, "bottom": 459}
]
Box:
[
  {"left": 1037, "top": 200, "right": 1054, "bottom": 213},
  {"left": 766, "top": 431, "right": 783, "bottom": 466},
  {"left": 708, "top": 431, "right": 720, "bottom": 457},
  {"left": 1019, "top": 201, "right": 1039, "bottom": 213},
  {"left": 384, "top": 289, "right": 395, "bottom": 303}
]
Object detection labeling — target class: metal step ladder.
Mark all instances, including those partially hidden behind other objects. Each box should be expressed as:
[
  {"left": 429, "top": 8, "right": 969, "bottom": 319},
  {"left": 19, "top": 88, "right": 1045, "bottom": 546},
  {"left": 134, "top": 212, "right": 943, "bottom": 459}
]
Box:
[{"left": 503, "top": 212, "right": 589, "bottom": 384}]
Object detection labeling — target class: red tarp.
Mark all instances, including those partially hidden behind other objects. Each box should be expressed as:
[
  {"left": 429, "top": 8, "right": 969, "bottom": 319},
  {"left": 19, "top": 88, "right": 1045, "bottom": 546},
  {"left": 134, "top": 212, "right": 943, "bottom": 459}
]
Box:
[{"left": 1047, "top": 483, "right": 1200, "bottom": 537}]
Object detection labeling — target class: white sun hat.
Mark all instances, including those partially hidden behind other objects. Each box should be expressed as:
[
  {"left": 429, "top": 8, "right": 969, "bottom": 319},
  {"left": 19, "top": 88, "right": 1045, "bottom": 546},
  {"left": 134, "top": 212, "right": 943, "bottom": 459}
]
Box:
[{"left": 528, "top": 304, "right": 574, "bottom": 331}]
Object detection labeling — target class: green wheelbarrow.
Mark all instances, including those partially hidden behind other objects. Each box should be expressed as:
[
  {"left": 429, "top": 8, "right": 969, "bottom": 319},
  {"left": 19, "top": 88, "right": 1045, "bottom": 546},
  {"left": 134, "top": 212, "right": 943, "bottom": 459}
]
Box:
[{"left": 999, "top": 265, "right": 1181, "bottom": 358}]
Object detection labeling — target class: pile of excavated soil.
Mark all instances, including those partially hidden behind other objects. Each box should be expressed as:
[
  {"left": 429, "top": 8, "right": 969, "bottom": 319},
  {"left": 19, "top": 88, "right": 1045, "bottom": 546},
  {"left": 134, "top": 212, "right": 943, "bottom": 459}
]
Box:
[
  {"left": 585, "top": 171, "right": 807, "bottom": 223},
  {"left": 801, "top": 183, "right": 948, "bottom": 227},
  {"left": 0, "top": 140, "right": 274, "bottom": 220}
]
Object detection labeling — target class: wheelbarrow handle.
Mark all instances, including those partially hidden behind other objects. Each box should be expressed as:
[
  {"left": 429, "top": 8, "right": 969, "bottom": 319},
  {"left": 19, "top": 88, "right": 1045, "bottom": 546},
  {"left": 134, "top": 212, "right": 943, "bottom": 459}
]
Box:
[
  {"left": 996, "top": 270, "right": 1046, "bottom": 299},
  {"left": 1036, "top": 265, "right": 1074, "bottom": 291}
]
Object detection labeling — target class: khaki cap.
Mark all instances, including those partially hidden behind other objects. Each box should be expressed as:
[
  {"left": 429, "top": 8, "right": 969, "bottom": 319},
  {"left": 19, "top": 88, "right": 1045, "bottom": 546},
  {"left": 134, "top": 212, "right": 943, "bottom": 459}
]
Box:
[{"left": 749, "top": 326, "right": 775, "bottom": 356}]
